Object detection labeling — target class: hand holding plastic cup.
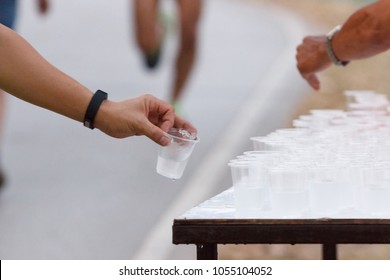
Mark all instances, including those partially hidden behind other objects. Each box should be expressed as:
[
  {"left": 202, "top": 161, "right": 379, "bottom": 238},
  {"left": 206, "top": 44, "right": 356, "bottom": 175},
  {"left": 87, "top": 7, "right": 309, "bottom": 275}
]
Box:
[{"left": 156, "top": 128, "right": 199, "bottom": 180}]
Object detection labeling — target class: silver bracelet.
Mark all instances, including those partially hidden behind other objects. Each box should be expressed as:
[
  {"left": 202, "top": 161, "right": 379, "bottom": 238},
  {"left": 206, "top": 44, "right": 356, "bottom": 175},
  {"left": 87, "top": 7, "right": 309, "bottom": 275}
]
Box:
[{"left": 325, "top": 25, "right": 349, "bottom": 66}]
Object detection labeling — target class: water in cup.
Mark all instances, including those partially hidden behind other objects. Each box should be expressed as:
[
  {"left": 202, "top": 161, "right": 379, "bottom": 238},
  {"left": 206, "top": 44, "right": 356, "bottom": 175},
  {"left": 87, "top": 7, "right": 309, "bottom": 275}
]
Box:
[
  {"left": 361, "top": 166, "right": 390, "bottom": 216},
  {"left": 271, "top": 189, "right": 309, "bottom": 217},
  {"left": 362, "top": 186, "right": 390, "bottom": 216},
  {"left": 310, "top": 180, "right": 340, "bottom": 216},
  {"left": 228, "top": 159, "right": 271, "bottom": 217},
  {"left": 269, "top": 166, "right": 309, "bottom": 218},
  {"left": 234, "top": 184, "right": 268, "bottom": 217},
  {"left": 156, "top": 128, "right": 199, "bottom": 180},
  {"left": 157, "top": 150, "right": 191, "bottom": 180}
]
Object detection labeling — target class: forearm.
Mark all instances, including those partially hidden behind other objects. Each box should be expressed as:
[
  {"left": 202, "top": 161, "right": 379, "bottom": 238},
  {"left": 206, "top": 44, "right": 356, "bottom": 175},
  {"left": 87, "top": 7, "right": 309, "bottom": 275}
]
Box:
[
  {"left": 333, "top": 0, "right": 390, "bottom": 61},
  {"left": 0, "top": 25, "right": 92, "bottom": 122}
]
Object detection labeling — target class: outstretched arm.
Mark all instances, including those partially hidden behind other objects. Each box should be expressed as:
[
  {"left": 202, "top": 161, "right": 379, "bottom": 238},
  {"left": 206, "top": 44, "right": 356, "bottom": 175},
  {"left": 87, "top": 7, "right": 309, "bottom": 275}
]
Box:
[
  {"left": 0, "top": 24, "right": 196, "bottom": 145},
  {"left": 0, "top": 24, "right": 92, "bottom": 122},
  {"left": 296, "top": 0, "right": 390, "bottom": 90}
]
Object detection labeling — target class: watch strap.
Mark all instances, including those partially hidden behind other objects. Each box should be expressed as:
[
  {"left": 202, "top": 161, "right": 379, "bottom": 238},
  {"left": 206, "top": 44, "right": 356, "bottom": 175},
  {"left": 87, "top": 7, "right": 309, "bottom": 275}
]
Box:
[
  {"left": 326, "top": 25, "right": 349, "bottom": 67},
  {"left": 83, "top": 90, "right": 108, "bottom": 129}
]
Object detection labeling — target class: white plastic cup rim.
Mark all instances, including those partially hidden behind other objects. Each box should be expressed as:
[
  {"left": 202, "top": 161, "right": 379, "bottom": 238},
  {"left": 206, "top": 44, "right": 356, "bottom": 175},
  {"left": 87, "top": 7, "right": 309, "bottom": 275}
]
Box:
[
  {"left": 228, "top": 159, "right": 258, "bottom": 166},
  {"left": 166, "top": 130, "right": 200, "bottom": 143},
  {"left": 243, "top": 150, "right": 281, "bottom": 155}
]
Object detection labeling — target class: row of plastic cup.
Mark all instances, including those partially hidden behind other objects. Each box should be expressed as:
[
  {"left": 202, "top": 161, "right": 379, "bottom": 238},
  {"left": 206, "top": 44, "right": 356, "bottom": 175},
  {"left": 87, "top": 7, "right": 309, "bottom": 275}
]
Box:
[{"left": 229, "top": 90, "right": 390, "bottom": 218}]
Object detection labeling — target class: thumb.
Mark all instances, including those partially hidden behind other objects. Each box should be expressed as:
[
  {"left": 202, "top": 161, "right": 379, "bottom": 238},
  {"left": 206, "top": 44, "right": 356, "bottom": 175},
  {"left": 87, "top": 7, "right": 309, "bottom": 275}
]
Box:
[
  {"left": 305, "top": 73, "right": 320, "bottom": 90},
  {"left": 142, "top": 121, "right": 171, "bottom": 146}
]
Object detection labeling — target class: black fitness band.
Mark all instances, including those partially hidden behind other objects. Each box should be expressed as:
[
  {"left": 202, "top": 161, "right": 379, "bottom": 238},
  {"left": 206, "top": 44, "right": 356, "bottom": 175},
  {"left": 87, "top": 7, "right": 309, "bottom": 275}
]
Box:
[{"left": 83, "top": 90, "right": 108, "bottom": 129}]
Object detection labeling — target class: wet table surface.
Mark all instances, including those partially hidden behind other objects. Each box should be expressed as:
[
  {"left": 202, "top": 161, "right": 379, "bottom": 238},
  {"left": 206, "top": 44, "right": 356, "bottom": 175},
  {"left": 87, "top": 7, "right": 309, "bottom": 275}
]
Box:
[{"left": 173, "top": 188, "right": 390, "bottom": 260}]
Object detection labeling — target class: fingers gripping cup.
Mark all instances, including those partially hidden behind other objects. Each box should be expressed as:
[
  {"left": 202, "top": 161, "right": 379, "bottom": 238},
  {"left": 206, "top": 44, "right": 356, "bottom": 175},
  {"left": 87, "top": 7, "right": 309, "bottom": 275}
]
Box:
[{"left": 156, "top": 128, "right": 199, "bottom": 180}]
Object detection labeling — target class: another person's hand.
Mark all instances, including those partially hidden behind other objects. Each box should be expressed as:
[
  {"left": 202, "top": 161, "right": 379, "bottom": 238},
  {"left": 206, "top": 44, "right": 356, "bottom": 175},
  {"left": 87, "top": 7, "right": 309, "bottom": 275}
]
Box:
[
  {"left": 95, "top": 94, "right": 197, "bottom": 146},
  {"left": 37, "top": 0, "right": 49, "bottom": 14},
  {"left": 296, "top": 35, "right": 332, "bottom": 90}
]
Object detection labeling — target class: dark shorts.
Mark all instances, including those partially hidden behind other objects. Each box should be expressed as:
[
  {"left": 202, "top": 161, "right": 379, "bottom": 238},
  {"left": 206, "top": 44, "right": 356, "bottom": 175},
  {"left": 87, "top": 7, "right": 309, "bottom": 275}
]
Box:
[{"left": 0, "top": 0, "right": 17, "bottom": 29}]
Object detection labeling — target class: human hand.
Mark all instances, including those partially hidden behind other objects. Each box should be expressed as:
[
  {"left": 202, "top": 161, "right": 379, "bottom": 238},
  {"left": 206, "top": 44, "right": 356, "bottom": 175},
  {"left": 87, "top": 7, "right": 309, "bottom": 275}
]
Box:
[
  {"left": 37, "top": 0, "right": 49, "bottom": 14},
  {"left": 95, "top": 94, "right": 197, "bottom": 146},
  {"left": 296, "top": 35, "right": 332, "bottom": 90}
]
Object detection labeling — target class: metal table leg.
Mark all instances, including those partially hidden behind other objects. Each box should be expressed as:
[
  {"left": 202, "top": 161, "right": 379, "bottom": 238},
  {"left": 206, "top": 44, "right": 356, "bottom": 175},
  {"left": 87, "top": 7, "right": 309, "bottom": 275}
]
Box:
[
  {"left": 322, "top": 243, "right": 337, "bottom": 260},
  {"left": 196, "top": 244, "right": 218, "bottom": 260}
]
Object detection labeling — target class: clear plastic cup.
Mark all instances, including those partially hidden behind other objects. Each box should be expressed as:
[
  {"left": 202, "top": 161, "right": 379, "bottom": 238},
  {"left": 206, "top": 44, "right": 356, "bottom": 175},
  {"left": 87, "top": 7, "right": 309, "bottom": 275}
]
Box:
[
  {"left": 228, "top": 160, "right": 270, "bottom": 217},
  {"left": 361, "top": 165, "right": 390, "bottom": 216},
  {"left": 242, "top": 150, "right": 283, "bottom": 169},
  {"left": 310, "top": 109, "right": 345, "bottom": 118},
  {"left": 292, "top": 119, "right": 311, "bottom": 129},
  {"left": 307, "top": 165, "right": 342, "bottom": 217},
  {"left": 156, "top": 128, "right": 199, "bottom": 180},
  {"left": 269, "top": 165, "right": 309, "bottom": 218},
  {"left": 250, "top": 136, "right": 271, "bottom": 151}
]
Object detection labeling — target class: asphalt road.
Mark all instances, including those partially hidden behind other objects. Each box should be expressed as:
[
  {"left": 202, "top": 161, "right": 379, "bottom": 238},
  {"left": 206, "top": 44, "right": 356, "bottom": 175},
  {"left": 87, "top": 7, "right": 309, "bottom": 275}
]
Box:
[{"left": 0, "top": 0, "right": 311, "bottom": 259}]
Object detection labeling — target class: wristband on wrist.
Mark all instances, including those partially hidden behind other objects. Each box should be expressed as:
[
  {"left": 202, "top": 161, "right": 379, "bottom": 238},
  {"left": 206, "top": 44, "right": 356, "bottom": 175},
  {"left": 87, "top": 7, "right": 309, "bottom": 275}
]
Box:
[
  {"left": 325, "top": 25, "right": 350, "bottom": 67},
  {"left": 83, "top": 90, "right": 108, "bottom": 129}
]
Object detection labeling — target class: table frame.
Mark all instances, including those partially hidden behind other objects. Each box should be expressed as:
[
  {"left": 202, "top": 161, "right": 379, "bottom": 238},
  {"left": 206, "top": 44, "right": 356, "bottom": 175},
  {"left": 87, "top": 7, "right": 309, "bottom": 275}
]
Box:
[{"left": 173, "top": 218, "right": 390, "bottom": 260}]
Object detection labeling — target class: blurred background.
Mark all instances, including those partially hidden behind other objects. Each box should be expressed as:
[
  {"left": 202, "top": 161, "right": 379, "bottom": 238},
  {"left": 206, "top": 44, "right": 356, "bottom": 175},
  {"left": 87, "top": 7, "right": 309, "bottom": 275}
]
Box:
[{"left": 2, "top": 0, "right": 390, "bottom": 260}]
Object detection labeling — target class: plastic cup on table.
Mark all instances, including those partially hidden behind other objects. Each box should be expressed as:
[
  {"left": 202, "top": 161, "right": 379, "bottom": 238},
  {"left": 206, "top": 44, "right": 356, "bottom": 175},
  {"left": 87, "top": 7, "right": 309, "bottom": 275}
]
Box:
[
  {"left": 228, "top": 159, "right": 270, "bottom": 217},
  {"left": 269, "top": 165, "right": 309, "bottom": 218},
  {"left": 307, "top": 164, "right": 343, "bottom": 217},
  {"left": 156, "top": 128, "right": 199, "bottom": 180},
  {"left": 250, "top": 136, "right": 271, "bottom": 151},
  {"left": 361, "top": 165, "right": 390, "bottom": 217}
]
